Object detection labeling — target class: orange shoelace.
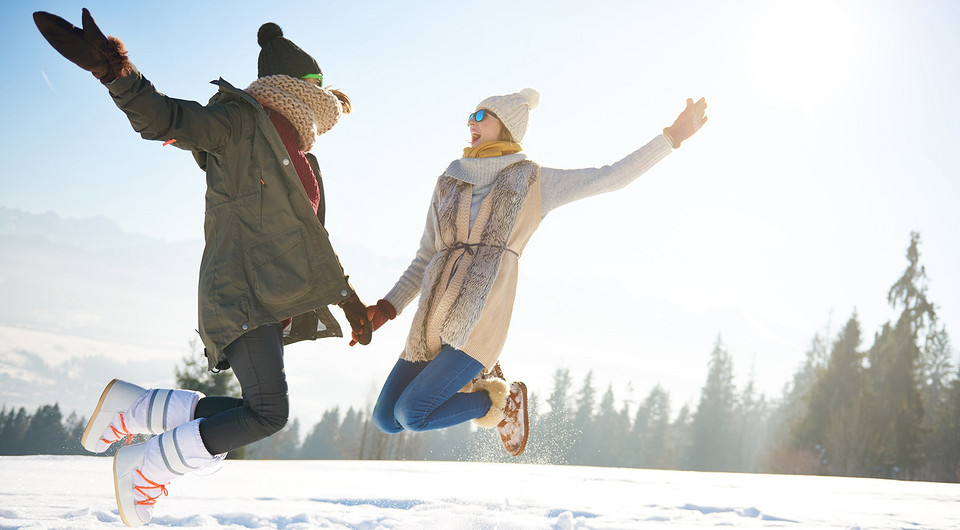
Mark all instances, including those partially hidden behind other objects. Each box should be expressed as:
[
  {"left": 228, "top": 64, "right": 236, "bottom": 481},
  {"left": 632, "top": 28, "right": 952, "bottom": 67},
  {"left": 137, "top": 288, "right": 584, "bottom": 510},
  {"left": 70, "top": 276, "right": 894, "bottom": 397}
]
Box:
[
  {"left": 100, "top": 413, "right": 135, "bottom": 446},
  {"left": 134, "top": 469, "right": 169, "bottom": 506}
]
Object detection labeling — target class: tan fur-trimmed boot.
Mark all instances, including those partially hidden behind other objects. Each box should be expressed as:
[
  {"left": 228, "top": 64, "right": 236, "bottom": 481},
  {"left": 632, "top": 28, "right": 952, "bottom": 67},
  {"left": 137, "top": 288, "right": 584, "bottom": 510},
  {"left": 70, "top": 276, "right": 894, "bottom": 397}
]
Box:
[
  {"left": 468, "top": 364, "right": 529, "bottom": 457},
  {"left": 470, "top": 376, "right": 510, "bottom": 428}
]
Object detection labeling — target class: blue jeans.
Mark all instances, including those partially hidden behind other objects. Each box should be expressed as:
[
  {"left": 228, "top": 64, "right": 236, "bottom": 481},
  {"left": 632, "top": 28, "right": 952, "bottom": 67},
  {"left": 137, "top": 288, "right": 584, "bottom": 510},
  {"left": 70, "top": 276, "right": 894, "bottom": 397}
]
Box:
[{"left": 373, "top": 345, "right": 488, "bottom": 433}]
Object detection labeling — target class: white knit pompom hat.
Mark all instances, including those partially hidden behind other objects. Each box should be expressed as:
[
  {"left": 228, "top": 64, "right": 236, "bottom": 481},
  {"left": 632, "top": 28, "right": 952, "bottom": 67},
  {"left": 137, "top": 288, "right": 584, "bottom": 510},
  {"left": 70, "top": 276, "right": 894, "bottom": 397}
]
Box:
[{"left": 475, "top": 87, "right": 541, "bottom": 143}]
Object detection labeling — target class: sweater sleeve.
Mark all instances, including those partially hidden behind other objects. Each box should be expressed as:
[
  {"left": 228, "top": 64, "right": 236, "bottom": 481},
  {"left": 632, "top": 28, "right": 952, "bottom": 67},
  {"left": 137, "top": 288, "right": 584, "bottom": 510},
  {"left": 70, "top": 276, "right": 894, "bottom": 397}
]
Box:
[
  {"left": 540, "top": 134, "right": 673, "bottom": 217},
  {"left": 382, "top": 197, "right": 439, "bottom": 314}
]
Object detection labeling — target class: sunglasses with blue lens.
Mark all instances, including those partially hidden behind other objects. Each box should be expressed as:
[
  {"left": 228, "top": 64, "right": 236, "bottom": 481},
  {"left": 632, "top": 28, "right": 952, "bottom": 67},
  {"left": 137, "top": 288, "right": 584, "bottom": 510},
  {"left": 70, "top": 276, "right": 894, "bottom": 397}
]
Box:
[{"left": 468, "top": 109, "right": 497, "bottom": 123}]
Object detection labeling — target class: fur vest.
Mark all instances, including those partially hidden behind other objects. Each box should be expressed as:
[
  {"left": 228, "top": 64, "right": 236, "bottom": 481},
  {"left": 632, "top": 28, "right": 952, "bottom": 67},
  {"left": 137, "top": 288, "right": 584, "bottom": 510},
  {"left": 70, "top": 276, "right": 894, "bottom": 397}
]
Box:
[{"left": 404, "top": 160, "right": 541, "bottom": 365}]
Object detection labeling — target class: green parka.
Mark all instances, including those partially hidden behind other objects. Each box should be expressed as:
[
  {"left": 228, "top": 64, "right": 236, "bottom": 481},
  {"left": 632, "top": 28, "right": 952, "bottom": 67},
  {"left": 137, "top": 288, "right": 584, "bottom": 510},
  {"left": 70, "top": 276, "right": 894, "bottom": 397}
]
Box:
[{"left": 105, "top": 65, "right": 352, "bottom": 370}]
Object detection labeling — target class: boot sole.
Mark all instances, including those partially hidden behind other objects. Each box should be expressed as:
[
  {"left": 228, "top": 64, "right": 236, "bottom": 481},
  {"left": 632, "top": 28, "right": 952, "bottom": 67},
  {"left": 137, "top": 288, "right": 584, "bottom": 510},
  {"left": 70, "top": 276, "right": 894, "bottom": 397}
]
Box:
[
  {"left": 513, "top": 382, "right": 529, "bottom": 456},
  {"left": 114, "top": 443, "right": 147, "bottom": 527},
  {"left": 500, "top": 382, "right": 529, "bottom": 457},
  {"left": 80, "top": 379, "right": 145, "bottom": 453}
]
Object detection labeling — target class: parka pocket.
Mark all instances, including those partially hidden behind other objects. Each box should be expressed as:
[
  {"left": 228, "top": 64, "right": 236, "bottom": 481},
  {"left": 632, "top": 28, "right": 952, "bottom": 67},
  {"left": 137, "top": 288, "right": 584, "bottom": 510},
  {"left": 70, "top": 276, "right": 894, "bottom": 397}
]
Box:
[{"left": 249, "top": 227, "right": 312, "bottom": 308}]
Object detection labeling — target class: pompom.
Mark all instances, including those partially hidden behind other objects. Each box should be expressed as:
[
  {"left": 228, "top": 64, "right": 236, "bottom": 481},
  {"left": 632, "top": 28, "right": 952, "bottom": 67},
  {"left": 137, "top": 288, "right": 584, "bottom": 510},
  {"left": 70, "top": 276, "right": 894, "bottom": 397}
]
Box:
[
  {"left": 519, "top": 87, "right": 541, "bottom": 110},
  {"left": 257, "top": 22, "right": 283, "bottom": 47}
]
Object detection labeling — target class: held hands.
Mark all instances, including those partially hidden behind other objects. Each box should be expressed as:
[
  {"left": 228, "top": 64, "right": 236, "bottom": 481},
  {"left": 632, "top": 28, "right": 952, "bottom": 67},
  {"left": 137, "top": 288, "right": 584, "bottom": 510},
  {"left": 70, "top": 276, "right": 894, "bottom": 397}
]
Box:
[
  {"left": 663, "top": 97, "right": 708, "bottom": 149},
  {"left": 349, "top": 299, "right": 396, "bottom": 347},
  {"left": 338, "top": 292, "right": 373, "bottom": 346},
  {"left": 33, "top": 8, "right": 131, "bottom": 83}
]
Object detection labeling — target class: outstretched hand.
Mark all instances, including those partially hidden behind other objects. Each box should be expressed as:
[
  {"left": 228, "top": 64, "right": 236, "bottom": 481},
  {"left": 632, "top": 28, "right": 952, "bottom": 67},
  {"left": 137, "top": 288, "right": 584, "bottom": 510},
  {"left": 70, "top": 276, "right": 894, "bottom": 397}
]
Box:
[
  {"left": 663, "top": 97, "right": 708, "bottom": 148},
  {"left": 33, "top": 8, "right": 131, "bottom": 83}
]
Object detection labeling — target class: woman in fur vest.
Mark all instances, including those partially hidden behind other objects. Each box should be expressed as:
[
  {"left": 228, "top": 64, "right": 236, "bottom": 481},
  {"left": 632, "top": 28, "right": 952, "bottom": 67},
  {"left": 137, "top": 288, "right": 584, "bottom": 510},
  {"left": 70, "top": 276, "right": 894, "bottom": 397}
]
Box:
[
  {"left": 34, "top": 9, "right": 372, "bottom": 527},
  {"left": 358, "top": 88, "right": 707, "bottom": 456}
]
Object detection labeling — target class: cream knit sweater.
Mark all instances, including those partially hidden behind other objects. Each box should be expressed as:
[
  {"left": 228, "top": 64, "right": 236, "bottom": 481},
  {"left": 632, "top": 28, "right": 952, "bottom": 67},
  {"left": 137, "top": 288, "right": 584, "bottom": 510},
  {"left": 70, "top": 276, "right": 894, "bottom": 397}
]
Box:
[{"left": 384, "top": 133, "right": 673, "bottom": 366}]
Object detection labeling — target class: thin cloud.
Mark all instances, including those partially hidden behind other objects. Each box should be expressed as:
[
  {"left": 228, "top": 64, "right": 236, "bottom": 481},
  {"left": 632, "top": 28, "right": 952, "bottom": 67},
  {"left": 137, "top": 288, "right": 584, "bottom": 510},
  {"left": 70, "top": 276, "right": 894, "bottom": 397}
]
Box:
[{"left": 41, "top": 70, "right": 55, "bottom": 93}]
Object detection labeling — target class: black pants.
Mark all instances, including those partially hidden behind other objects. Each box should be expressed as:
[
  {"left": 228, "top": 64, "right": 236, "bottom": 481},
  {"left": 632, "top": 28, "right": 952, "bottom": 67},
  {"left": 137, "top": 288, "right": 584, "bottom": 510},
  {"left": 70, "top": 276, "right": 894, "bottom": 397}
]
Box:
[{"left": 195, "top": 323, "right": 289, "bottom": 454}]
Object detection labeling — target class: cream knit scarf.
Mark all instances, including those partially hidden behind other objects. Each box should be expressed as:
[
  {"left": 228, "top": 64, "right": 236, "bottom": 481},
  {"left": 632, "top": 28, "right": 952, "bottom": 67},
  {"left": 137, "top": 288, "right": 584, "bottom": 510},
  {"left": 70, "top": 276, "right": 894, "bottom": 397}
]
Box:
[
  {"left": 245, "top": 75, "right": 342, "bottom": 152},
  {"left": 404, "top": 159, "right": 541, "bottom": 362}
]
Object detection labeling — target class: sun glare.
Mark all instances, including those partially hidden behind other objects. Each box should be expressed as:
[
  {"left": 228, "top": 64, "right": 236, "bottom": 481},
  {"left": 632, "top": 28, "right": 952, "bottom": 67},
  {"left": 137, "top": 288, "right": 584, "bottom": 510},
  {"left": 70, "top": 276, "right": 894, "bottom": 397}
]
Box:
[{"left": 749, "top": 2, "right": 861, "bottom": 107}]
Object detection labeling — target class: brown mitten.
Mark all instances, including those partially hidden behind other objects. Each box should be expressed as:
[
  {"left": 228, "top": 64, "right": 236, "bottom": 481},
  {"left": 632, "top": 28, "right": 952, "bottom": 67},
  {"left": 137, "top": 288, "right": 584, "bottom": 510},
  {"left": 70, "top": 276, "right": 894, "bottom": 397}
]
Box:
[
  {"left": 338, "top": 292, "right": 372, "bottom": 346},
  {"left": 349, "top": 299, "right": 396, "bottom": 346},
  {"left": 33, "top": 8, "right": 131, "bottom": 83}
]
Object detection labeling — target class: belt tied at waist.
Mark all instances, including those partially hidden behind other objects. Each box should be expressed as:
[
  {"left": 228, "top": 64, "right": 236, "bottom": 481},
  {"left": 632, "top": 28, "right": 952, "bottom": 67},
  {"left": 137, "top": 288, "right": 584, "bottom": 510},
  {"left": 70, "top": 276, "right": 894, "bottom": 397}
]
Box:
[{"left": 442, "top": 242, "right": 519, "bottom": 289}]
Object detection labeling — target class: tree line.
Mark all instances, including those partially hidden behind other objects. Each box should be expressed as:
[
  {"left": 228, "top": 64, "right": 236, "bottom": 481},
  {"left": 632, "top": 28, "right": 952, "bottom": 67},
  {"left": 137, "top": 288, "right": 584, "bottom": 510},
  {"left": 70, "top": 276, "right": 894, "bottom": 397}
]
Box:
[{"left": 3, "top": 233, "right": 957, "bottom": 482}]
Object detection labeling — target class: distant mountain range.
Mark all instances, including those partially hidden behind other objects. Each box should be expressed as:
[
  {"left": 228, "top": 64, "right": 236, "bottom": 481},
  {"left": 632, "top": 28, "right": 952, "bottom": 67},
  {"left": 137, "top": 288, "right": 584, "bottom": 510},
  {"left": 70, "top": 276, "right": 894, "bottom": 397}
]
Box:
[
  {"left": 0, "top": 207, "right": 202, "bottom": 413},
  {"left": 0, "top": 206, "right": 202, "bottom": 350},
  {"left": 0, "top": 207, "right": 404, "bottom": 420},
  {"left": 0, "top": 207, "right": 172, "bottom": 252},
  {"left": 0, "top": 325, "right": 182, "bottom": 417}
]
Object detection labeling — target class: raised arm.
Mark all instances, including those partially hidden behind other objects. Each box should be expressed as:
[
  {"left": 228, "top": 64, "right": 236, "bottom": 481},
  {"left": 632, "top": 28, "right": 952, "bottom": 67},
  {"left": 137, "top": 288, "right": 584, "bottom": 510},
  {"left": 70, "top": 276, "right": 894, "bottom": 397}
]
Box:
[
  {"left": 540, "top": 134, "right": 673, "bottom": 216},
  {"left": 540, "top": 97, "right": 707, "bottom": 216},
  {"left": 34, "top": 9, "right": 238, "bottom": 154}
]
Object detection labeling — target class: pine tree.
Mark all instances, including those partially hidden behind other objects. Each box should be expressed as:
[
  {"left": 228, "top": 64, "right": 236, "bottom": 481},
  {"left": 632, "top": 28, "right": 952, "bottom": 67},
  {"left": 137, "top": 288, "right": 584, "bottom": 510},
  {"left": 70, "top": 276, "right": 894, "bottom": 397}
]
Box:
[
  {"left": 795, "top": 314, "right": 871, "bottom": 476},
  {"left": 28, "top": 404, "right": 69, "bottom": 454},
  {"left": 0, "top": 408, "right": 7, "bottom": 453},
  {"left": 865, "top": 232, "right": 935, "bottom": 478},
  {"left": 887, "top": 233, "right": 937, "bottom": 331},
  {"left": 735, "top": 367, "right": 768, "bottom": 473},
  {"left": 591, "top": 385, "right": 629, "bottom": 467},
  {"left": 300, "top": 408, "right": 342, "bottom": 459},
  {"left": 919, "top": 328, "right": 959, "bottom": 481},
  {"left": 631, "top": 385, "right": 671, "bottom": 469},
  {"left": 174, "top": 337, "right": 241, "bottom": 398},
  {"left": 64, "top": 412, "right": 89, "bottom": 455},
  {"left": 533, "top": 368, "right": 576, "bottom": 464},
  {"left": 920, "top": 325, "right": 954, "bottom": 415},
  {"left": 0, "top": 407, "right": 30, "bottom": 455},
  {"left": 246, "top": 419, "right": 301, "bottom": 459},
  {"left": 764, "top": 326, "right": 830, "bottom": 475},
  {"left": 572, "top": 371, "right": 596, "bottom": 464},
  {"left": 669, "top": 403, "right": 693, "bottom": 470},
  {"left": 340, "top": 407, "right": 367, "bottom": 459},
  {"left": 927, "top": 367, "right": 960, "bottom": 482},
  {"left": 687, "top": 336, "right": 738, "bottom": 471}
]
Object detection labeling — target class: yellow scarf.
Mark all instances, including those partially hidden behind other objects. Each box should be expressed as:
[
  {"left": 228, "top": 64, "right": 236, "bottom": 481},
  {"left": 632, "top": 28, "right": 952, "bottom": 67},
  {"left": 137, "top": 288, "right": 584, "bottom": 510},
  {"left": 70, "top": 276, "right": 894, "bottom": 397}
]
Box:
[{"left": 462, "top": 141, "right": 523, "bottom": 159}]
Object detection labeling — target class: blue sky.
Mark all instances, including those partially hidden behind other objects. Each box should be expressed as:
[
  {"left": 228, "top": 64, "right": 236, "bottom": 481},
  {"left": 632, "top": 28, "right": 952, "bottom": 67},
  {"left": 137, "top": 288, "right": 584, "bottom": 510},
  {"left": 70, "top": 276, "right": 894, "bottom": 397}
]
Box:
[{"left": 3, "top": 0, "right": 960, "bottom": 411}]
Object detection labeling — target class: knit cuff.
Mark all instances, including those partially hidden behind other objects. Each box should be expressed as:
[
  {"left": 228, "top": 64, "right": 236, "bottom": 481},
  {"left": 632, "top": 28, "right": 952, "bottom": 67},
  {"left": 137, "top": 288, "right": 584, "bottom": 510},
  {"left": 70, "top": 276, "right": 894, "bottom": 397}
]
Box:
[
  {"left": 383, "top": 283, "right": 418, "bottom": 316},
  {"left": 377, "top": 299, "right": 397, "bottom": 320},
  {"left": 662, "top": 129, "right": 678, "bottom": 149}
]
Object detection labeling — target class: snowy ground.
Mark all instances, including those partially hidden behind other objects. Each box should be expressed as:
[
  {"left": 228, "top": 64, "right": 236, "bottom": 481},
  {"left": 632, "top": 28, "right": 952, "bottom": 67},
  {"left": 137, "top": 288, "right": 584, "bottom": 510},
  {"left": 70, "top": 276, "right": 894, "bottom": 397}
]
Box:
[{"left": 2, "top": 456, "right": 958, "bottom": 529}]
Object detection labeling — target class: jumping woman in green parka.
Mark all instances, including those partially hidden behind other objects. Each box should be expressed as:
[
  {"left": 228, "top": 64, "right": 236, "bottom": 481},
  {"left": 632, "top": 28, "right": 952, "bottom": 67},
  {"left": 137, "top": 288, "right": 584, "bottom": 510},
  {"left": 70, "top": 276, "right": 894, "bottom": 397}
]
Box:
[{"left": 34, "top": 9, "right": 372, "bottom": 527}]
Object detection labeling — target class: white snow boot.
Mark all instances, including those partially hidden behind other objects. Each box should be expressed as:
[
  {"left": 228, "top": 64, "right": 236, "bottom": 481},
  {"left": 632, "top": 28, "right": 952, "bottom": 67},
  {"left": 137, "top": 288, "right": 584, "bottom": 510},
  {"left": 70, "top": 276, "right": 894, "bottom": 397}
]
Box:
[
  {"left": 113, "top": 418, "right": 223, "bottom": 527},
  {"left": 81, "top": 379, "right": 204, "bottom": 453}
]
